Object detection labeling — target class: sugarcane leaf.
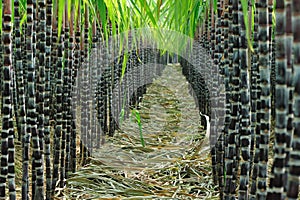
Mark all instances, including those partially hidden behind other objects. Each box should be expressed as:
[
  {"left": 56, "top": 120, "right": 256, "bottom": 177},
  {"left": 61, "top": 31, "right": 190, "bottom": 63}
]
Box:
[
  {"left": 20, "top": 0, "right": 27, "bottom": 13},
  {"left": 67, "top": 0, "right": 72, "bottom": 21},
  {"left": 97, "top": 0, "right": 107, "bottom": 40},
  {"left": 128, "top": 0, "right": 145, "bottom": 25},
  {"left": 74, "top": 0, "right": 79, "bottom": 29},
  {"left": 104, "top": 0, "right": 117, "bottom": 36},
  {"left": 20, "top": 13, "right": 27, "bottom": 34},
  {"left": 190, "top": 1, "right": 202, "bottom": 38},
  {"left": 131, "top": 109, "right": 145, "bottom": 147},
  {"left": 241, "top": 0, "right": 254, "bottom": 52},
  {"left": 120, "top": 52, "right": 128, "bottom": 83},
  {"left": 0, "top": 0, "right": 2, "bottom": 33},
  {"left": 213, "top": 0, "right": 217, "bottom": 13},
  {"left": 139, "top": 0, "right": 158, "bottom": 28},
  {"left": 57, "top": 0, "right": 65, "bottom": 40},
  {"left": 272, "top": 0, "right": 276, "bottom": 40},
  {"left": 157, "top": 0, "right": 162, "bottom": 18}
]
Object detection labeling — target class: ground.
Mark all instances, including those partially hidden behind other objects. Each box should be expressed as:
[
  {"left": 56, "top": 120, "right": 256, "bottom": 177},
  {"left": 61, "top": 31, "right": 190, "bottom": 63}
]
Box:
[{"left": 63, "top": 64, "right": 218, "bottom": 199}]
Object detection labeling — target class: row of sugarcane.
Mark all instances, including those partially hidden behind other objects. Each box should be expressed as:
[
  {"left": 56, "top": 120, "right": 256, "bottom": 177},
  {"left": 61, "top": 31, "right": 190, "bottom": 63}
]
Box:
[
  {"left": 196, "top": 0, "right": 300, "bottom": 199},
  {"left": 0, "top": 0, "right": 191, "bottom": 199},
  {"left": 0, "top": 0, "right": 86, "bottom": 199}
]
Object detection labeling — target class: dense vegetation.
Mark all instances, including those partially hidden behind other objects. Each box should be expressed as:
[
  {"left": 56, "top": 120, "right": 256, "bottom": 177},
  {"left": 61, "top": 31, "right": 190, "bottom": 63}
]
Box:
[{"left": 0, "top": 0, "right": 300, "bottom": 199}]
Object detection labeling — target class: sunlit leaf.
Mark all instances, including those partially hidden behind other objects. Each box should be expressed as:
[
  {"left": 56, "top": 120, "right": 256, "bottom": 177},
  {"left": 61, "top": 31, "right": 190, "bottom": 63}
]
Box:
[
  {"left": 57, "top": 0, "right": 65, "bottom": 40},
  {"left": 241, "top": 0, "right": 254, "bottom": 52},
  {"left": 120, "top": 52, "right": 128, "bottom": 82},
  {"left": 138, "top": 0, "right": 158, "bottom": 28},
  {"left": 131, "top": 108, "right": 145, "bottom": 147},
  {"left": 96, "top": 0, "right": 107, "bottom": 40},
  {"left": 0, "top": 0, "right": 2, "bottom": 33},
  {"left": 74, "top": 0, "right": 80, "bottom": 30},
  {"left": 213, "top": 0, "right": 217, "bottom": 14},
  {"left": 68, "top": 0, "right": 72, "bottom": 21}
]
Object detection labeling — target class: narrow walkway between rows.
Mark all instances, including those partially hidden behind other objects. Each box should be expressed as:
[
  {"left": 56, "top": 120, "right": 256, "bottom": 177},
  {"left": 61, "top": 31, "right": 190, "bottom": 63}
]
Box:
[{"left": 64, "top": 64, "right": 218, "bottom": 199}]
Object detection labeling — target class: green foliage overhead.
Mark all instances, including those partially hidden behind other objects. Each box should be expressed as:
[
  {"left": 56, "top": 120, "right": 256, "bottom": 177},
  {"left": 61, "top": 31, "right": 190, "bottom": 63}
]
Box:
[
  {"left": 0, "top": 0, "right": 205, "bottom": 38},
  {"left": 0, "top": 0, "right": 272, "bottom": 51}
]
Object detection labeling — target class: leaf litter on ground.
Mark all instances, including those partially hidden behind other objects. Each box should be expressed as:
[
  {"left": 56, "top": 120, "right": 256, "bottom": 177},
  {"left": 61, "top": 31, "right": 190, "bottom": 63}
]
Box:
[{"left": 63, "top": 64, "right": 219, "bottom": 199}]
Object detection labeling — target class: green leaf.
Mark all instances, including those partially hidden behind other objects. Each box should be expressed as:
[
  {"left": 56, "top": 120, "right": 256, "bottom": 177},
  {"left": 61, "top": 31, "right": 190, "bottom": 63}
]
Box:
[
  {"left": 0, "top": 0, "right": 2, "bottom": 33},
  {"left": 139, "top": 0, "right": 158, "bottom": 28},
  {"left": 128, "top": 0, "right": 145, "bottom": 25},
  {"left": 68, "top": 0, "right": 72, "bottom": 21},
  {"left": 74, "top": 0, "right": 80, "bottom": 29},
  {"left": 20, "top": 0, "right": 27, "bottom": 13},
  {"left": 104, "top": 0, "right": 117, "bottom": 36},
  {"left": 156, "top": 0, "right": 162, "bottom": 18},
  {"left": 213, "top": 0, "right": 217, "bottom": 14},
  {"left": 241, "top": 0, "right": 253, "bottom": 52},
  {"left": 57, "top": 0, "right": 65, "bottom": 41},
  {"left": 131, "top": 108, "right": 145, "bottom": 147},
  {"left": 190, "top": 1, "right": 202, "bottom": 38},
  {"left": 272, "top": 0, "right": 276, "bottom": 40},
  {"left": 97, "top": 0, "right": 107, "bottom": 40},
  {"left": 120, "top": 52, "right": 128, "bottom": 83},
  {"left": 119, "top": 87, "right": 128, "bottom": 126},
  {"left": 20, "top": 13, "right": 27, "bottom": 34}
]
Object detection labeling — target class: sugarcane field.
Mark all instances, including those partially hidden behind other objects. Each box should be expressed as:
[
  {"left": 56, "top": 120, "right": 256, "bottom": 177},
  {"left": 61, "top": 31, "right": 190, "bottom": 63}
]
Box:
[{"left": 0, "top": 0, "right": 300, "bottom": 199}]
